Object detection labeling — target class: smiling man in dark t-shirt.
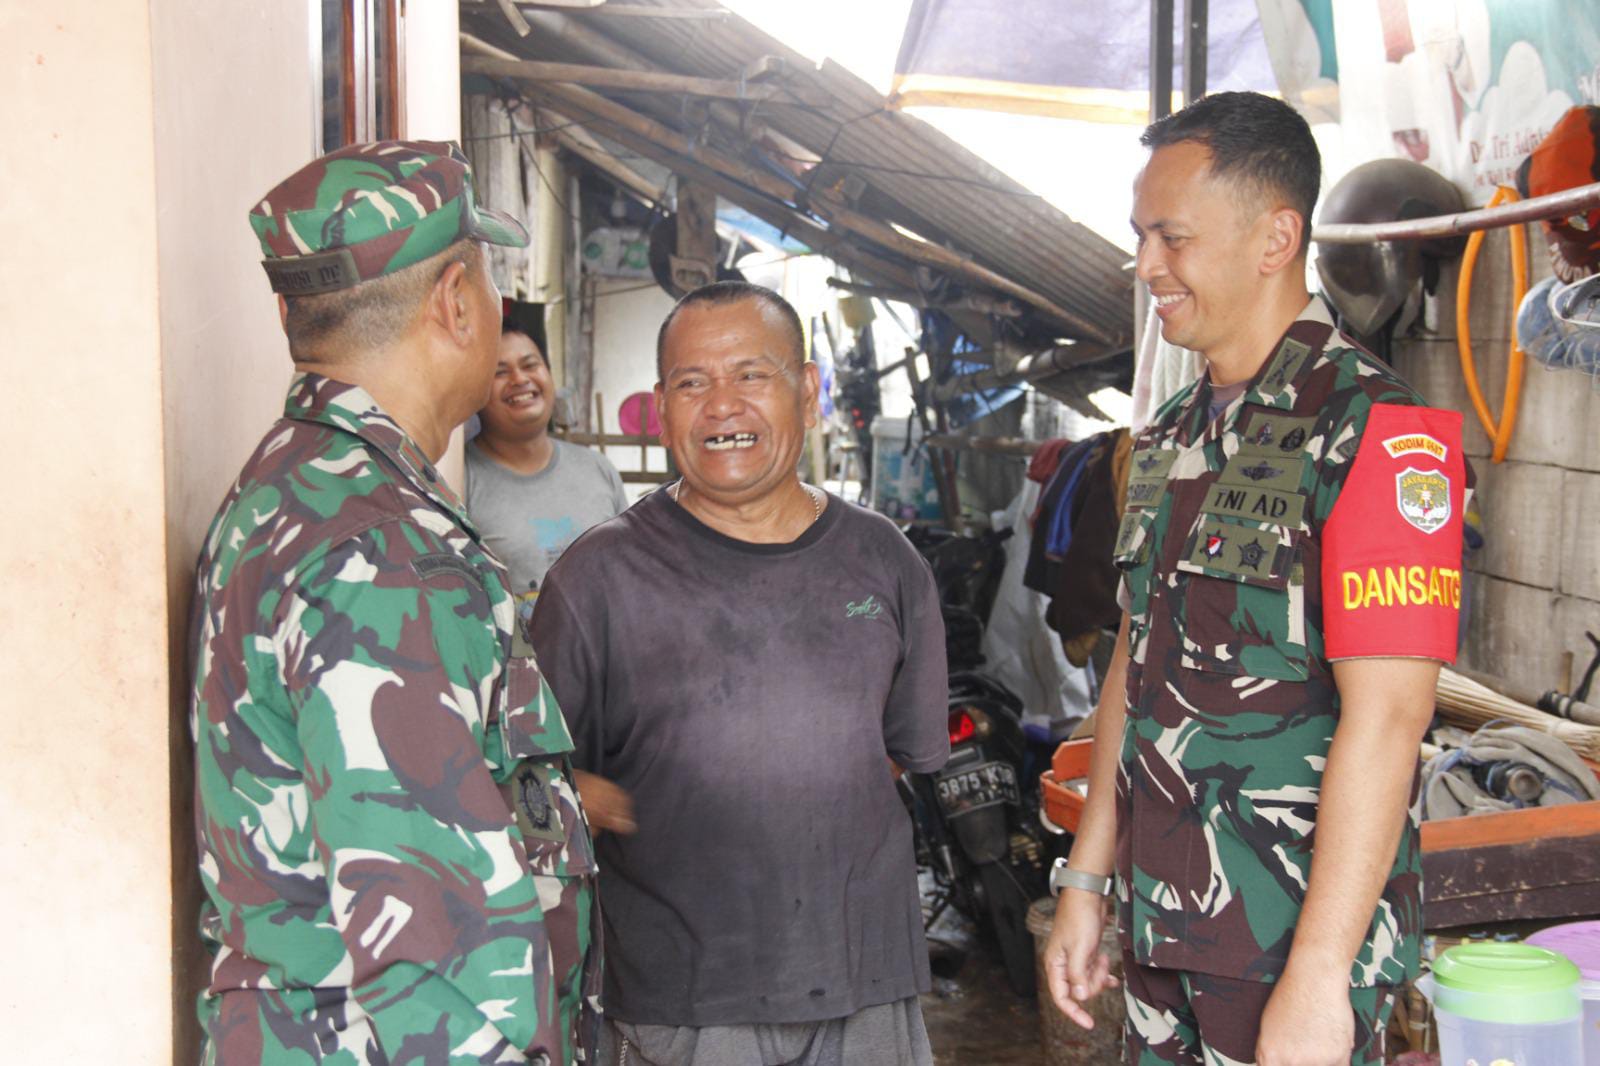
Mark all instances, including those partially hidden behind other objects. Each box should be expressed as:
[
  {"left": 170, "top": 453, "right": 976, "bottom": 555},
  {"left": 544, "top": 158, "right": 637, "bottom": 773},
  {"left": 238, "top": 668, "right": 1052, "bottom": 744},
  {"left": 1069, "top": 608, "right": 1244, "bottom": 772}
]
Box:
[{"left": 529, "top": 281, "right": 949, "bottom": 1066}]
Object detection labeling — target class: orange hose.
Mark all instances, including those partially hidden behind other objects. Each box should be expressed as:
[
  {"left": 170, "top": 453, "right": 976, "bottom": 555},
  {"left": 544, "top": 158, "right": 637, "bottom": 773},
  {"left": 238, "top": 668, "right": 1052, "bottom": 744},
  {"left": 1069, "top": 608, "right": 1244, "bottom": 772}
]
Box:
[
  {"left": 1495, "top": 192, "right": 1528, "bottom": 464},
  {"left": 1455, "top": 186, "right": 1528, "bottom": 464}
]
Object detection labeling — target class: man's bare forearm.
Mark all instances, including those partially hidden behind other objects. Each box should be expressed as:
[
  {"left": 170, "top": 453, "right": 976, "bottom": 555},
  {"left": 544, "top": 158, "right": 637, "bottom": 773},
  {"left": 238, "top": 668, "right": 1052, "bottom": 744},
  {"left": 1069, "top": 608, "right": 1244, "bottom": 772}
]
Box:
[{"left": 1284, "top": 658, "right": 1438, "bottom": 978}]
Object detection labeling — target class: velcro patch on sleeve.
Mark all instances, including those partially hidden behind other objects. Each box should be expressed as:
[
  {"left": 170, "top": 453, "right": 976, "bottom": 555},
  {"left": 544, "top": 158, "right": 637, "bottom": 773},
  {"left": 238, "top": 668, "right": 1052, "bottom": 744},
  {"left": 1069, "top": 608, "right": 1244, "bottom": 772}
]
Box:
[{"left": 1321, "top": 403, "right": 1466, "bottom": 661}]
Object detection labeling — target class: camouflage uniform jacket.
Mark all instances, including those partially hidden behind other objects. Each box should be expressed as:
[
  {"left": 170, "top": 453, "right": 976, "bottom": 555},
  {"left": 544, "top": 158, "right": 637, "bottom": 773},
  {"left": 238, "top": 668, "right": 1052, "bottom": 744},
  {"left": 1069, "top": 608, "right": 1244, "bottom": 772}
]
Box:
[
  {"left": 190, "top": 374, "right": 600, "bottom": 1064},
  {"left": 1111, "top": 305, "right": 1467, "bottom": 987}
]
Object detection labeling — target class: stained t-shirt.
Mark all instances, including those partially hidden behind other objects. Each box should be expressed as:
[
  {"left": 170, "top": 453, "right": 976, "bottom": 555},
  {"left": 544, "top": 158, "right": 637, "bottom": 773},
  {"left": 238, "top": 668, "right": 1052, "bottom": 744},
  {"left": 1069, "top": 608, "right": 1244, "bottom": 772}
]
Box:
[
  {"left": 465, "top": 438, "right": 629, "bottom": 607},
  {"left": 529, "top": 487, "right": 950, "bottom": 1027}
]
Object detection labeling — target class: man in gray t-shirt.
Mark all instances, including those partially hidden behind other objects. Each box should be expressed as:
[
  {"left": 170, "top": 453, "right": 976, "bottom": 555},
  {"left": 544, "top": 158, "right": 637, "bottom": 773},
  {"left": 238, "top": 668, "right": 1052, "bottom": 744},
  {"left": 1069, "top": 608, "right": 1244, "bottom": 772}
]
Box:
[
  {"left": 531, "top": 283, "right": 949, "bottom": 1066},
  {"left": 466, "top": 325, "right": 628, "bottom": 609}
]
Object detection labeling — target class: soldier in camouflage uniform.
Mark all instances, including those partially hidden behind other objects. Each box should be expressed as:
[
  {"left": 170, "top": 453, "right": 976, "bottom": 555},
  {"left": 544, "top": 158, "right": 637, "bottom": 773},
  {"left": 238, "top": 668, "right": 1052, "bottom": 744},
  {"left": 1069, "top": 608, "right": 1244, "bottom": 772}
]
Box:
[
  {"left": 1041, "top": 95, "right": 1469, "bottom": 1065},
  {"left": 190, "top": 141, "right": 599, "bottom": 1065}
]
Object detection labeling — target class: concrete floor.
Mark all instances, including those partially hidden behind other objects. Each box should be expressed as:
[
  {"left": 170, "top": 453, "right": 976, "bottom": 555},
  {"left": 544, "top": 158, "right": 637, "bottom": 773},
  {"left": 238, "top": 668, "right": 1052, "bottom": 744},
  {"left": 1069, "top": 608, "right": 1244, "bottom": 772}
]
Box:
[{"left": 919, "top": 902, "right": 1046, "bottom": 1066}]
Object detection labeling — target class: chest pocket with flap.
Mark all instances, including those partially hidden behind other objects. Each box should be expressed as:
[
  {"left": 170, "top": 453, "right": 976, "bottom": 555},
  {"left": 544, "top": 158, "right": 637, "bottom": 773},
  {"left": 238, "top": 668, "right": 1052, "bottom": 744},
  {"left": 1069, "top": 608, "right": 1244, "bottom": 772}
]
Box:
[{"left": 1172, "top": 452, "right": 1310, "bottom": 682}]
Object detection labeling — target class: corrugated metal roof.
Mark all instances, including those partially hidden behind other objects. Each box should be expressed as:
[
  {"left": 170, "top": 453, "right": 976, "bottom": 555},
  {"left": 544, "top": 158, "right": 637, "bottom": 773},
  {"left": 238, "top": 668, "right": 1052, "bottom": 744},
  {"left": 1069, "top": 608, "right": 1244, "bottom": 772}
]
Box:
[{"left": 461, "top": 0, "right": 1134, "bottom": 355}]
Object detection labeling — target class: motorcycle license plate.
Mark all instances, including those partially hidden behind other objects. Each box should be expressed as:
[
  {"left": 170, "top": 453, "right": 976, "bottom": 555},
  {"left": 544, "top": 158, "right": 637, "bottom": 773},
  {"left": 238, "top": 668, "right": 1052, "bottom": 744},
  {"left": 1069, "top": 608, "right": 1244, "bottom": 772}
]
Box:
[{"left": 935, "top": 761, "right": 1019, "bottom": 816}]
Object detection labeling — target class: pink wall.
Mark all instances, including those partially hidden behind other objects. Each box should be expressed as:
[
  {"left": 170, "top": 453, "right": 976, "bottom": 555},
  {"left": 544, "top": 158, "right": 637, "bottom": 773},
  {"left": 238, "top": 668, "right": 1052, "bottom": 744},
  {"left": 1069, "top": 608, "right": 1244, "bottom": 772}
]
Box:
[
  {"left": 1, "top": 2, "right": 464, "bottom": 1060},
  {"left": 1, "top": 1, "right": 173, "bottom": 1057}
]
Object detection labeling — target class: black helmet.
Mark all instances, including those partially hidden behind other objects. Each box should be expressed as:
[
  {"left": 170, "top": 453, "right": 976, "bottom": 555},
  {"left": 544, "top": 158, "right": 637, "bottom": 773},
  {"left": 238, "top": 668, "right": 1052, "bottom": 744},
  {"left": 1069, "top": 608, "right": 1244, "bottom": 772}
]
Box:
[{"left": 1315, "top": 159, "right": 1467, "bottom": 337}]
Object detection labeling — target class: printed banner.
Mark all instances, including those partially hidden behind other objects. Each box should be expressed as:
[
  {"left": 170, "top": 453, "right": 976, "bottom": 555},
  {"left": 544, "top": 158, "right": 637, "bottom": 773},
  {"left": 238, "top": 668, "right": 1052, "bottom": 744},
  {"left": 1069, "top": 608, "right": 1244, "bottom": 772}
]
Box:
[
  {"left": 890, "top": 0, "right": 1332, "bottom": 122},
  {"left": 1365, "top": 0, "right": 1600, "bottom": 200}
]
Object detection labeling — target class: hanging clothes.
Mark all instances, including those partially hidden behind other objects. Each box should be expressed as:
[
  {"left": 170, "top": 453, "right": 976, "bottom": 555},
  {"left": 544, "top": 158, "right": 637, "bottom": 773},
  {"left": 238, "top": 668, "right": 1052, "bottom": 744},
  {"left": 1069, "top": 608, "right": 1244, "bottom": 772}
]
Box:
[
  {"left": 1047, "top": 432, "right": 1125, "bottom": 650},
  {"left": 981, "top": 479, "right": 1096, "bottom": 730},
  {"left": 1023, "top": 434, "right": 1105, "bottom": 597},
  {"left": 1018, "top": 429, "right": 1130, "bottom": 656}
]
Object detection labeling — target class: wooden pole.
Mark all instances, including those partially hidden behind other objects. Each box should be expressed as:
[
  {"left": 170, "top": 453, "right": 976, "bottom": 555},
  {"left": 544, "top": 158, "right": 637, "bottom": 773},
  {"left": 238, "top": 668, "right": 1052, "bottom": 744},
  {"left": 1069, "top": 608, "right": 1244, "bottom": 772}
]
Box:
[
  {"left": 825, "top": 276, "right": 1023, "bottom": 317},
  {"left": 461, "top": 56, "right": 827, "bottom": 106},
  {"left": 809, "top": 188, "right": 1117, "bottom": 344},
  {"left": 522, "top": 78, "right": 1109, "bottom": 343},
  {"left": 929, "top": 343, "right": 1118, "bottom": 399},
  {"left": 518, "top": 89, "right": 922, "bottom": 293},
  {"left": 673, "top": 180, "right": 718, "bottom": 292},
  {"left": 548, "top": 125, "right": 663, "bottom": 205},
  {"left": 466, "top": 16, "right": 812, "bottom": 162}
]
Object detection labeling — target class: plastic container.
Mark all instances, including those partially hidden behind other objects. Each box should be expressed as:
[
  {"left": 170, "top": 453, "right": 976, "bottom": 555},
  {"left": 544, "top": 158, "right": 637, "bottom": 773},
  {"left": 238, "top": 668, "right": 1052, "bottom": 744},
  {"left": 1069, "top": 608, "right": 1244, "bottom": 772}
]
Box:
[
  {"left": 1420, "top": 942, "right": 1583, "bottom": 1066},
  {"left": 1039, "top": 739, "right": 1094, "bottom": 833},
  {"left": 1526, "top": 920, "right": 1600, "bottom": 1066}
]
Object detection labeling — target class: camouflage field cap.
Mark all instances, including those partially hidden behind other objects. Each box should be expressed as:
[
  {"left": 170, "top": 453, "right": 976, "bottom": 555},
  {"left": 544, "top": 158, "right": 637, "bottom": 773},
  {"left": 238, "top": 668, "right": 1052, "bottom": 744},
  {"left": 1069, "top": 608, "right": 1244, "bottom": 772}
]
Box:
[{"left": 249, "top": 140, "right": 528, "bottom": 296}]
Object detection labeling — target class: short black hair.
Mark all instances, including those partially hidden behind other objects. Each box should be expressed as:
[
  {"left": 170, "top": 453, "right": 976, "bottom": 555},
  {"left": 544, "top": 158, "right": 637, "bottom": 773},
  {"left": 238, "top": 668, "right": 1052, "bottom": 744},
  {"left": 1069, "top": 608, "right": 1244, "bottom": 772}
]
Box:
[
  {"left": 1141, "top": 91, "right": 1321, "bottom": 255},
  {"left": 500, "top": 322, "right": 547, "bottom": 367},
  {"left": 654, "top": 281, "right": 806, "bottom": 381}
]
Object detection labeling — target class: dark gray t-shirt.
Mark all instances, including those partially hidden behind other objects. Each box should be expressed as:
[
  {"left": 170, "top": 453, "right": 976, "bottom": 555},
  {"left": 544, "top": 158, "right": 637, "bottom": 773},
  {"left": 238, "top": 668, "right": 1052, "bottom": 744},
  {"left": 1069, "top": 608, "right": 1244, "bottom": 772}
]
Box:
[
  {"left": 529, "top": 488, "right": 950, "bottom": 1028},
  {"left": 465, "top": 438, "right": 628, "bottom": 604}
]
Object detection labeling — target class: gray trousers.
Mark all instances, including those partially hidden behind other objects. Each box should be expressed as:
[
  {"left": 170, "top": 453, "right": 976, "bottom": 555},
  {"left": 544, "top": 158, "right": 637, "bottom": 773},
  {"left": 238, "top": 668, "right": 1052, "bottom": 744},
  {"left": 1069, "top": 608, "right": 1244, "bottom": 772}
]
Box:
[{"left": 598, "top": 997, "right": 933, "bottom": 1066}]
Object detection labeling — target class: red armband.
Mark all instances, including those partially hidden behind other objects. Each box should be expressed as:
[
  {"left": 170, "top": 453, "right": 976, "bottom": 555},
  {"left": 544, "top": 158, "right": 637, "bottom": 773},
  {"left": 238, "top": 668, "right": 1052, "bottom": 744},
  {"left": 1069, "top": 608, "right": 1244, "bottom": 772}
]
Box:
[{"left": 1321, "top": 403, "right": 1466, "bottom": 661}]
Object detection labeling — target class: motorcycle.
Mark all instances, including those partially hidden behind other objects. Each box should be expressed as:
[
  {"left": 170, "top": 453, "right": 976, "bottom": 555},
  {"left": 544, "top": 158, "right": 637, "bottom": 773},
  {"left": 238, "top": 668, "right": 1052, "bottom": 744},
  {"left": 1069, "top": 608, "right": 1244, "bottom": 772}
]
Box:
[{"left": 898, "top": 526, "right": 1069, "bottom": 996}]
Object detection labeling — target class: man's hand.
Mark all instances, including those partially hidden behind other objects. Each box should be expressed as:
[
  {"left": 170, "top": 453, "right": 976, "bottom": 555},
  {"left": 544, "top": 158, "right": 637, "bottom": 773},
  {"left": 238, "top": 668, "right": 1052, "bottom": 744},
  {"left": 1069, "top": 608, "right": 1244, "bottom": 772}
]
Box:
[
  {"left": 573, "top": 770, "right": 636, "bottom": 835},
  {"left": 1255, "top": 966, "right": 1354, "bottom": 1066},
  {"left": 1042, "top": 888, "right": 1118, "bottom": 1028}
]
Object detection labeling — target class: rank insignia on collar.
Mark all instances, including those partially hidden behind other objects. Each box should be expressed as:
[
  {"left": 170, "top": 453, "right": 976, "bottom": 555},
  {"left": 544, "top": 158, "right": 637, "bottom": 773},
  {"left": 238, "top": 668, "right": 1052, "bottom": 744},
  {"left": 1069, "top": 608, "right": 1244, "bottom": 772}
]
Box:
[
  {"left": 1263, "top": 337, "right": 1312, "bottom": 391},
  {"left": 1279, "top": 427, "right": 1307, "bottom": 451},
  {"left": 1205, "top": 533, "right": 1227, "bottom": 558},
  {"left": 1238, "top": 539, "right": 1268, "bottom": 570},
  {"left": 1240, "top": 461, "right": 1283, "bottom": 482}
]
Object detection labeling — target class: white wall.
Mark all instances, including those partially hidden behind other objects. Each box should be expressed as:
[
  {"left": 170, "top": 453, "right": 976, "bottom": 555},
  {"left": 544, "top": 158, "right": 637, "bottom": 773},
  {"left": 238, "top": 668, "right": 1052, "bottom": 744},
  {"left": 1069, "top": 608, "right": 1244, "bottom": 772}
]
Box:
[
  {"left": 404, "top": 0, "right": 460, "bottom": 140},
  {"left": 0, "top": 2, "right": 173, "bottom": 1059},
  {"left": 591, "top": 276, "right": 675, "bottom": 482},
  {"left": 400, "top": 2, "right": 470, "bottom": 492}
]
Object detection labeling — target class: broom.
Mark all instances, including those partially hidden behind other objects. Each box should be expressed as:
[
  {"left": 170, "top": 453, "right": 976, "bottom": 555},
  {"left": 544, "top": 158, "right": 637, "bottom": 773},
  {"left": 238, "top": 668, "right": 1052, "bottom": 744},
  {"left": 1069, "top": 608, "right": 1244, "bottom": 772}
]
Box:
[{"left": 1435, "top": 667, "right": 1600, "bottom": 762}]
